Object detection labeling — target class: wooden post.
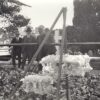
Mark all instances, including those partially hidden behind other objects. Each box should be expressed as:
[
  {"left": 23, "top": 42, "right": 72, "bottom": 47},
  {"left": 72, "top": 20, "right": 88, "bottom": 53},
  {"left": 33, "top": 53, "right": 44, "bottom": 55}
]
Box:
[
  {"left": 66, "top": 75, "right": 69, "bottom": 100},
  {"left": 0, "top": 41, "right": 100, "bottom": 47},
  {"left": 56, "top": 7, "right": 67, "bottom": 100}
]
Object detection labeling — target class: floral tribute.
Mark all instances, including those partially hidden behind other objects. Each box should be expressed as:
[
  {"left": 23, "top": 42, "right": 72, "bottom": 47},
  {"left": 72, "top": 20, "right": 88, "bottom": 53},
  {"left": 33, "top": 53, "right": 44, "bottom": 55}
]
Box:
[
  {"left": 40, "top": 54, "right": 93, "bottom": 77},
  {"left": 20, "top": 74, "right": 55, "bottom": 95}
]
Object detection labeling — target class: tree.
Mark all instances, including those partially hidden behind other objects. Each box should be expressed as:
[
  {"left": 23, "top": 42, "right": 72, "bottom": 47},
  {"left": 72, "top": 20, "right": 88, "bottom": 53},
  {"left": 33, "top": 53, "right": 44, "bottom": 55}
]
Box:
[
  {"left": 73, "top": 0, "right": 100, "bottom": 42},
  {"left": 66, "top": 0, "right": 100, "bottom": 52},
  {"left": 0, "top": 0, "right": 31, "bottom": 38}
]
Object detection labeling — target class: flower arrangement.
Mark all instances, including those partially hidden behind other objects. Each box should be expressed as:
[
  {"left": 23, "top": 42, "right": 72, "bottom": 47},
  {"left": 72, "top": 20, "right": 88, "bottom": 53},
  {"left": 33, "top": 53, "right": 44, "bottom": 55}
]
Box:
[
  {"left": 20, "top": 74, "right": 55, "bottom": 95},
  {"left": 40, "top": 54, "right": 93, "bottom": 77},
  {"left": 62, "top": 54, "right": 93, "bottom": 76}
]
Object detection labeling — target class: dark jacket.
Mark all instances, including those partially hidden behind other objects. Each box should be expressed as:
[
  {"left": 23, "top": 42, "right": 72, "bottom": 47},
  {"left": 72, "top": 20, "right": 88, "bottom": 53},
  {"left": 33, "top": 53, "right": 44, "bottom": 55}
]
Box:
[
  {"left": 22, "top": 35, "right": 37, "bottom": 55},
  {"left": 37, "top": 34, "right": 56, "bottom": 60},
  {"left": 11, "top": 37, "right": 22, "bottom": 53}
]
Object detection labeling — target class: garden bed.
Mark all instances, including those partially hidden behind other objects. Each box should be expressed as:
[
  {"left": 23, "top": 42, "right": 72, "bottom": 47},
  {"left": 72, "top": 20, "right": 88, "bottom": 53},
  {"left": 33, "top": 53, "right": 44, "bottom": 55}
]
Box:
[{"left": 0, "top": 66, "right": 100, "bottom": 100}]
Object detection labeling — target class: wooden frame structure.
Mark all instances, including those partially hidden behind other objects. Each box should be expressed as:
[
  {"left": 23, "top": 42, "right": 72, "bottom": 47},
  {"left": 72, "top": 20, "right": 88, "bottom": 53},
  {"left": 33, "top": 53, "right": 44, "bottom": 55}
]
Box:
[
  {"left": 1, "top": 7, "right": 99, "bottom": 100},
  {"left": 8, "top": 7, "right": 68, "bottom": 100}
]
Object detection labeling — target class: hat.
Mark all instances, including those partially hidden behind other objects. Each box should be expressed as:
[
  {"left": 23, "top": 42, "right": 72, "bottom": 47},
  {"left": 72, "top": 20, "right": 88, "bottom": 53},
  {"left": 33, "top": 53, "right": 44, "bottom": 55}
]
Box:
[
  {"left": 25, "top": 26, "right": 32, "bottom": 33},
  {"left": 38, "top": 25, "right": 45, "bottom": 30}
]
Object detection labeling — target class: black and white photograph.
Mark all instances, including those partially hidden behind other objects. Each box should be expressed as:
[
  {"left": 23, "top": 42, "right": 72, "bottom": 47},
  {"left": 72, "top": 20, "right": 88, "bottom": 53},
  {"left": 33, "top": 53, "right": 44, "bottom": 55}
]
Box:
[{"left": 0, "top": 0, "right": 100, "bottom": 100}]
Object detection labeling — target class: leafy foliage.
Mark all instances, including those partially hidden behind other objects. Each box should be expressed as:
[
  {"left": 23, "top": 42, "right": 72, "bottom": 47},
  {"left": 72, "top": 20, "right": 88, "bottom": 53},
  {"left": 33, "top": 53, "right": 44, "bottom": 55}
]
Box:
[
  {"left": 0, "top": 67, "right": 100, "bottom": 100},
  {"left": 74, "top": 0, "right": 100, "bottom": 42},
  {"left": 6, "top": 25, "right": 18, "bottom": 37},
  {"left": 1, "top": 5, "right": 20, "bottom": 15},
  {"left": 12, "top": 15, "right": 30, "bottom": 27},
  {"left": 66, "top": 0, "right": 100, "bottom": 52},
  {"left": 0, "top": 0, "right": 30, "bottom": 37}
]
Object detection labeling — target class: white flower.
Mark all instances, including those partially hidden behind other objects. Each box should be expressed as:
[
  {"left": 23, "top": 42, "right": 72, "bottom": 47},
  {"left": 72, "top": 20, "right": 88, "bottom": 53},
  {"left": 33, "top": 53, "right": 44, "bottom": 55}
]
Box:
[
  {"left": 40, "top": 54, "right": 93, "bottom": 77},
  {"left": 21, "top": 74, "right": 54, "bottom": 95}
]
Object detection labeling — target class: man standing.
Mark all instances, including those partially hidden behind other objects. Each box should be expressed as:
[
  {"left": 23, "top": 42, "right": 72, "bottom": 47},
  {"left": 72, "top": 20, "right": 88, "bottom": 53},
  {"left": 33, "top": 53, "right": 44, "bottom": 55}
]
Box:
[
  {"left": 21, "top": 26, "right": 37, "bottom": 69},
  {"left": 37, "top": 26, "right": 56, "bottom": 61},
  {"left": 11, "top": 31, "right": 22, "bottom": 68},
  {"left": 37, "top": 26, "right": 56, "bottom": 72}
]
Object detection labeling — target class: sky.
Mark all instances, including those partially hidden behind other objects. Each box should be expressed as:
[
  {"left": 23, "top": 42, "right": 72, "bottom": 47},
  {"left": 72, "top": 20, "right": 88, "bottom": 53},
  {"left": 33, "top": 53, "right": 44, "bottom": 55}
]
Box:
[{"left": 19, "top": 0, "right": 74, "bottom": 29}]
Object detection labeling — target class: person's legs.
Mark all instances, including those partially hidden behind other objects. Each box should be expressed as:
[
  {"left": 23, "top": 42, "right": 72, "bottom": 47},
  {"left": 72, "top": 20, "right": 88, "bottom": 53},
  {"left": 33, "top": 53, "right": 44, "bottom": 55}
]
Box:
[
  {"left": 12, "top": 51, "right": 16, "bottom": 68},
  {"left": 28, "top": 53, "right": 33, "bottom": 64},
  {"left": 24, "top": 53, "right": 33, "bottom": 72},
  {"left": 17, "top": 53, "right": 21, "bottom": 68},
  {"left": 21, "top": 53, "right": 27, "bottom": 69}
]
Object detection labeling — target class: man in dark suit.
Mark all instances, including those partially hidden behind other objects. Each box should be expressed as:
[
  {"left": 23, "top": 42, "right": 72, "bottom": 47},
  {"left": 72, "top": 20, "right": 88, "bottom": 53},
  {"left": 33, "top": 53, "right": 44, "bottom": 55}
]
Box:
[
  {"left": 37, "top": 26, "right": 56, "bottom": 61},
  {"left": 21, "top": 26, "right": 37, "bottom": 70},
  {"left": 11, "top": 31, "right": 22, "bottom": 68}
]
